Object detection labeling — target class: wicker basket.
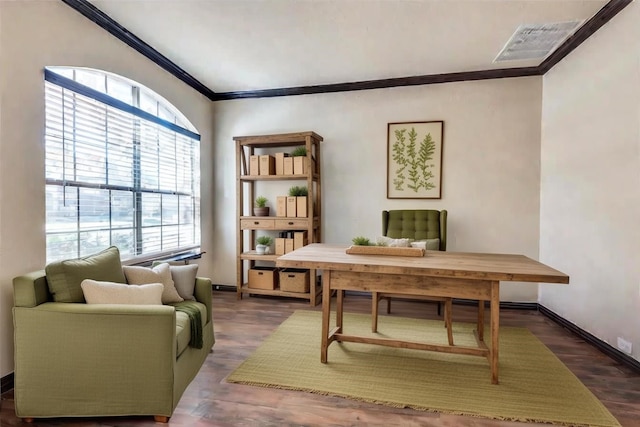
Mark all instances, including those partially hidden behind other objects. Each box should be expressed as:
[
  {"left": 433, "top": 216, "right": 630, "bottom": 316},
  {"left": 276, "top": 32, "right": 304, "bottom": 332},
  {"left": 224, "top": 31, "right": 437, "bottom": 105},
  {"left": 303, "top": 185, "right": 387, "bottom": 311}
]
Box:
[{"left": 279, "top": 268, "right": 310, "bottom": 293}]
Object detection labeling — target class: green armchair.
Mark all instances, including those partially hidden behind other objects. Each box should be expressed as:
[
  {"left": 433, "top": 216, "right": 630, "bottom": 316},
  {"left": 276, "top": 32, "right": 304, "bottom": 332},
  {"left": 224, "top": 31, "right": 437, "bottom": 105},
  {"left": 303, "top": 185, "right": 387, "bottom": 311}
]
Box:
[
  {"left": 372, "top": 210, "right": 452, "bottom": 343},
  {"left": 12, "top": 264, "right": 214, "bottom": 422},
  {"left": 382, "top": 209, "right": 447, "bottom": 251}
]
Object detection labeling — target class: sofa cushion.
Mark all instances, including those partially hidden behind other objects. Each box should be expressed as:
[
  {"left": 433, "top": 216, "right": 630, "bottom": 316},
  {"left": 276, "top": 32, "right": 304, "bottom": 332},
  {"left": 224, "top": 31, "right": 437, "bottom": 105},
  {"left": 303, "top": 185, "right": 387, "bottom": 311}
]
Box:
[
  {"left": 151, "top": 262, "right": 199, "bottom": 301},
  {"left": 172, "top": 301, "right": 207, "bottom": 356},
  {"left": 175, "top": 311, "right": 191, "bottom": 357},
  {"left": 81, "top": 280, "right": 163, "bottom": 305},
  {"left": 123, "top": 263, "right": 183, "bottom": 304},
  {"left": 170, "top": 264, "right": 199, "bottom": 300},
  {"left": 45, "top": 246, "right": 126, "bottom": 303}
]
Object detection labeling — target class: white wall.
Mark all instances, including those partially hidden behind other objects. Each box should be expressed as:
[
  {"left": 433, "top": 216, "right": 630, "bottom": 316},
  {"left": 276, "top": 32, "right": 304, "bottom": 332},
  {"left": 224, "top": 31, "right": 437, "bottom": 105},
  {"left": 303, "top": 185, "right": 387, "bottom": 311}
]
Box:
[
  {"left": 212, "top": 77, "right": 544, "bottom": 301},
  {"left": 540, "top": 3, "right": 640, "bottom": 362},
  {"left": 0, "top": 1, "right": 214, "bottom": 377}
]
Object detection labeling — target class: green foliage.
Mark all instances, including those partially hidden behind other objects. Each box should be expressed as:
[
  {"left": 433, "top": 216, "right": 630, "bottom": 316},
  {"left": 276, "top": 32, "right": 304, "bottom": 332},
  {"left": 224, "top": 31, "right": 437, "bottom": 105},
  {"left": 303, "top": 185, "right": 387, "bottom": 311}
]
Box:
[
  {"left": 351, "top": 236, "right": 372, "bottom": 246},
  {"left": 256, "top": 235, "right": 273, "bottom": 246},
  {"left": 255, "top": 196, "right": 268, "bottom": 208},
  {"left": 418, "top": 133, "right": 436, "bottom": 191},
  {"left": 406, "top": 128, "right": 420, "bottom": 191},
  {"left": 291, "top": 146, "right": 307, "bottom": 157},
  {"left": 392, "top": 129, "right": 407, "bottom": 190},
  {"left": 288, "top": 186, "right": 308, "bottom": 197},
  {"left": 392, "top": 127, "right": 437, "bottom": 193}
]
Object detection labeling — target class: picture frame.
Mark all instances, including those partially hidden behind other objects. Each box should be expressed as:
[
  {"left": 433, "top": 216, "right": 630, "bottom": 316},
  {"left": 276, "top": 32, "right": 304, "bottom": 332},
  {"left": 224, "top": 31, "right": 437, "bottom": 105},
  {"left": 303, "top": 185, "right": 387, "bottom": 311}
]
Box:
[{"left": 387, "top": 121, "right": 444, "bottom": 199}]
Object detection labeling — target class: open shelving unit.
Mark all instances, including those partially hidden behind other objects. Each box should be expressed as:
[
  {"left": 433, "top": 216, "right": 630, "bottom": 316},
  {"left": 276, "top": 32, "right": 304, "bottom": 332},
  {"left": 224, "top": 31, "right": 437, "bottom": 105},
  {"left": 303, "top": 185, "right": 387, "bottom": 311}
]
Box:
[{"left": 234, "top": 131, "right": 323, "bottom": 306}]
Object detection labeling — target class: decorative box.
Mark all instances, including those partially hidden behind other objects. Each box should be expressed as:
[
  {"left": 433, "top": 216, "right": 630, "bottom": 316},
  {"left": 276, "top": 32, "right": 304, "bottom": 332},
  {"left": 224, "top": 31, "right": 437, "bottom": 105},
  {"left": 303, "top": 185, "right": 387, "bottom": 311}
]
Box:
[{"left": 259, "top": 155, "right": 275, "bottom": 175}]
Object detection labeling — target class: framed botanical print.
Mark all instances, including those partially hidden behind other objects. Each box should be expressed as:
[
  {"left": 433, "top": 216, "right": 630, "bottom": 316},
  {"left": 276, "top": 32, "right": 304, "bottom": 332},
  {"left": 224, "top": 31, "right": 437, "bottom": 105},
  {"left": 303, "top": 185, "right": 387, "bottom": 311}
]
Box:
[{"left": 387, "top": 121, "right": 444, "bottom": 199}]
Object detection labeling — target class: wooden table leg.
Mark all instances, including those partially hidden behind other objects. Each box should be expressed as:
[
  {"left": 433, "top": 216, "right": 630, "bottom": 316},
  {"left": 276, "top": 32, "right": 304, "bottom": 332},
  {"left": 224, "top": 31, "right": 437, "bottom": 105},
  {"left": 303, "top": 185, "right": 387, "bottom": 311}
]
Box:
[
  {"left": 445, "top": 298, "right": 454, "bottom": 346},
  {"left": 309, "top": 269, "right": 317, "bottom": 306},
  {"left": 490, "top": 281, "right": 500, "bottom": 384},
  {"left": 371, "top": 291, "right": 379, "bottom": 332},
  {"left": 477, "top": 299, "right": 485, "bottom": 342},
  {"left": 321, "top": 271, "right": 332, "bottom": 363},
  {"left": 336, "top": 289, "right": 344, "bottom": 332}
]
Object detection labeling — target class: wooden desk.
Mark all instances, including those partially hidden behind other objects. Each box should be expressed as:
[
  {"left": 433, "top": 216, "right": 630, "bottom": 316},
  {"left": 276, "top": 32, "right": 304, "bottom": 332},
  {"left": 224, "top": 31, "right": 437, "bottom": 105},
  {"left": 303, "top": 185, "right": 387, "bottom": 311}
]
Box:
[{"left": 276, "top": 243, "right": 569, "bottom": 384}]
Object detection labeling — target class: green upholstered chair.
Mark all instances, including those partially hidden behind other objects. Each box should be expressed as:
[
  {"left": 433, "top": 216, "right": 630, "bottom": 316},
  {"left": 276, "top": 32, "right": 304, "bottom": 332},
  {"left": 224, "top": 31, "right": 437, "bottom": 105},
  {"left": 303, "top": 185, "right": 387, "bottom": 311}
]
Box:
[
  {"left": 372, "top": 209, "right": 453, "bottom": 344},
  {"left": 382, "top": 209, "right": 447, "bottom": 250}
]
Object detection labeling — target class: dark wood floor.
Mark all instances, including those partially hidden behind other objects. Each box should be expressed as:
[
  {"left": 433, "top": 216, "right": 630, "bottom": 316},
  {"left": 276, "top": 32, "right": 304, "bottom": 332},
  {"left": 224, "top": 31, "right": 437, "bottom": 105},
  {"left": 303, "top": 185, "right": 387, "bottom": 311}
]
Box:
[{"left": 2, "top": 290, "right": 640, "bottom": 426}]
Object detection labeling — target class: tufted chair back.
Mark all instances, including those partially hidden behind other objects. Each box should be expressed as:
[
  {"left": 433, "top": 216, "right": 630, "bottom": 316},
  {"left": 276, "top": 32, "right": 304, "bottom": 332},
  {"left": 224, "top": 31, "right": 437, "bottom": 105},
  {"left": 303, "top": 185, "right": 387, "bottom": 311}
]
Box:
[{"left": 382, "top": 210, "right": 447, "bottom": 251}]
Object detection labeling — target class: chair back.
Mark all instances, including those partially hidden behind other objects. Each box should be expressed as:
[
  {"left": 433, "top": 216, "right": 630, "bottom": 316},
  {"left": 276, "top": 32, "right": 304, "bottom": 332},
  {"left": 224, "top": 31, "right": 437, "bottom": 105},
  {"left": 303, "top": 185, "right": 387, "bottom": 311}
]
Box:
[{"left": 381, "top": 210, "right": 447, "bottom": 251}]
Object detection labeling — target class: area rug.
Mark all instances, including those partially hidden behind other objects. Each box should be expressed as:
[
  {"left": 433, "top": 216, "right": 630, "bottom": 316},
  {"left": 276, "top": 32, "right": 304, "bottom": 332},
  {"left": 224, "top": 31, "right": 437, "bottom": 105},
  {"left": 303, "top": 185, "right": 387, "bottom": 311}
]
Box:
[{"left": 226, "top": 310, "right": 620, "bottom": 427}]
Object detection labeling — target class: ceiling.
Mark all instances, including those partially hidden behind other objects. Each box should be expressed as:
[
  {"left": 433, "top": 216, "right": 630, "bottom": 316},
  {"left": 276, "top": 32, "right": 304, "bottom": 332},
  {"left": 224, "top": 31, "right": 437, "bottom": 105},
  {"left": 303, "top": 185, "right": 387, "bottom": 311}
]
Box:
[{"left": 83, "top": 0, "right": 617, "bottom": 98}]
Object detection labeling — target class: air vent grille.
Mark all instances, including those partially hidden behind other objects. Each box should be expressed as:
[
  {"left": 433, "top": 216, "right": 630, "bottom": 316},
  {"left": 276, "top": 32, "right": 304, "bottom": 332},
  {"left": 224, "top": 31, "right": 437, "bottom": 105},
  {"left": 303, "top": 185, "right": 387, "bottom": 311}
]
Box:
[{"left": 494, "top": 20, "right": 582, "bottom": 62}]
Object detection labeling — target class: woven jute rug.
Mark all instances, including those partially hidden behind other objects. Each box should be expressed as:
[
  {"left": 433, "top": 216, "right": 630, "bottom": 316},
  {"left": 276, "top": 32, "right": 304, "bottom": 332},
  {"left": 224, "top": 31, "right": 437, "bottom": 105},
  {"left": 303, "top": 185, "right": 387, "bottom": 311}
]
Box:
[{"left": 226, "top": 310, "right": 620, "bottom": 426}]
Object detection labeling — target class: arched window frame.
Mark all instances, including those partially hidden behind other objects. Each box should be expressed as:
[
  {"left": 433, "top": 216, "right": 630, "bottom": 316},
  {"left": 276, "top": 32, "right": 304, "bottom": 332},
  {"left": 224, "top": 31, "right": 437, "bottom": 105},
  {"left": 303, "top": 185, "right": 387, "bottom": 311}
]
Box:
[{"left": 44, "top": 67, "right": 201, "bottom": 263}]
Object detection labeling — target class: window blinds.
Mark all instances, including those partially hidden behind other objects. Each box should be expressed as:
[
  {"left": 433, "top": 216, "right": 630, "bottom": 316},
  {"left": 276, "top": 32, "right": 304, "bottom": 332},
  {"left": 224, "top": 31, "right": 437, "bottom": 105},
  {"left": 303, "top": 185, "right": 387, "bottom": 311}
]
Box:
[{"left": 44, "top": 69, "right": 200, "bottom": 263}]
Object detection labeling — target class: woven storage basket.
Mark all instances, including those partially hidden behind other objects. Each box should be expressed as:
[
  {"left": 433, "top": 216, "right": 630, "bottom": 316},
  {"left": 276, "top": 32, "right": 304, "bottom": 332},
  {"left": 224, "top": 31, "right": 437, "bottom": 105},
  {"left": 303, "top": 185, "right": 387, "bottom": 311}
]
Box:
[{"left": 279, "top": 268, "right": 309, "bottom": 293}]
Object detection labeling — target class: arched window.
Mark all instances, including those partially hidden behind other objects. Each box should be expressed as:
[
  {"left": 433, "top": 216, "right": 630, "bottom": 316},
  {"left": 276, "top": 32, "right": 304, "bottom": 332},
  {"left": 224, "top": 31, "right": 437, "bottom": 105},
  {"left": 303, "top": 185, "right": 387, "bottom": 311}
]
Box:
[{"left": 44, "top": 67, "right": 200, "bottom": 263}]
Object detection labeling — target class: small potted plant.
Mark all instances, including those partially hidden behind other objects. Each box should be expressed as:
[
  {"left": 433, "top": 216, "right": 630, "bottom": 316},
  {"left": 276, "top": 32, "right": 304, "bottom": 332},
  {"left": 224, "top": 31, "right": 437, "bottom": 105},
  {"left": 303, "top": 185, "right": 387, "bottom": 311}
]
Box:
[
  {"left": 291, "top": 146, "right": 307, "bottom": 157},
  {"left": 288, "top": 186, "right": 308, "bottom": 197},
  {"left": 288, "top": 186, "right": 308, "bottom": 217},
  {"left": 253, "top": 196, "right": 269, "bottom": 216},
  {"left": 255, "top": 235, "right": 273, "bottom": 255},
  {"left": 291, "top": 147, "right": 307, "bottom": 174}
]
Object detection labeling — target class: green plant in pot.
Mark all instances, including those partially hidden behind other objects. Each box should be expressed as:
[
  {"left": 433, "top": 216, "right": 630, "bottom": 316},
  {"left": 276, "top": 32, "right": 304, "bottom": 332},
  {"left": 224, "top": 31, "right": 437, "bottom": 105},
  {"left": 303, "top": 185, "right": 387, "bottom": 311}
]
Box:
[
  {"left": 290, "top": 147, "right": 309, "bottom": 175},
  {"left": 290, "top": 146, "right": 307, "bottom": 157},
  {"left": 288, "top": 186, "right": 308, "bottom": 197},
  {"left": 256, "top": 235, "right": 273, "bottom": 255},
  {"left": 254, "top": 196, "right": 269, "bottom": 216},
  {"left": 288, "top": 186, "right": 309, "bottom": 217}
]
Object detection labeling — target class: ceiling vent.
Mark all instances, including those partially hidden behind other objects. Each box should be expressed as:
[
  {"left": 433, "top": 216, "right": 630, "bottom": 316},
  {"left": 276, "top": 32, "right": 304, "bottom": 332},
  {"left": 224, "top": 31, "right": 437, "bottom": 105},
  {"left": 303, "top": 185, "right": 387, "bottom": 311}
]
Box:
[{"left": 494, "top": 20, "right": 582, "bottom": 62}]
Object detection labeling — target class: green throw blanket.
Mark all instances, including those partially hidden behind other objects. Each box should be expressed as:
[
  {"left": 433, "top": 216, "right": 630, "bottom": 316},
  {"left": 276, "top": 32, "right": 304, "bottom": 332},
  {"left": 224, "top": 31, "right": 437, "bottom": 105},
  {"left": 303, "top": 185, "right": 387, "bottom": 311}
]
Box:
[{"left": 174, "top": 301, "right": 203, "bottom": 349}]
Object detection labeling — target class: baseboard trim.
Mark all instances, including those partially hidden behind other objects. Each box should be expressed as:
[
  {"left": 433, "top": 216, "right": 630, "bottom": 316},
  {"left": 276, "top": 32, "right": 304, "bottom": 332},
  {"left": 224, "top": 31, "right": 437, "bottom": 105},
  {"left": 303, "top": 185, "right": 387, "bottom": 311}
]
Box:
[
  {"left": 1, "top": 372, "right": 13, "bottom": 394},
  {"left": 538, "top": 304, "right": 640, "bottom": 373}
]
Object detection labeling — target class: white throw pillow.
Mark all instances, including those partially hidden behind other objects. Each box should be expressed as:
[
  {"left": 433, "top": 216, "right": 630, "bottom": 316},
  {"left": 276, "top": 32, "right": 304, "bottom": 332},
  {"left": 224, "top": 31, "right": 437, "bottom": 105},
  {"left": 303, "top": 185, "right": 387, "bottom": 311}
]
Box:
[
  {"left": 169, "top": 264, "right": 199, "bottom": 300},
  {"left": 411, "top": 238, "right": 441, "bottom": 251},
  {"left": 376, "top": 236, "right": 412, "bottom": 247},
  {"left": 81, "top": 280, "right": 163, "bottom": 305},
  {"left": 123, "top": 263, "right": 184, "bottom": 304}
]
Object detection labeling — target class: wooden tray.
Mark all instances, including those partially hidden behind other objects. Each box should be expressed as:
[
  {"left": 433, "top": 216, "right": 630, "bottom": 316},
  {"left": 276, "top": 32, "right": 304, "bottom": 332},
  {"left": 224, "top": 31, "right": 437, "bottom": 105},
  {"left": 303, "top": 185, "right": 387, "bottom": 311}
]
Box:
[{"left": 345, "top": 245, "right": 425, "bottom": 257}]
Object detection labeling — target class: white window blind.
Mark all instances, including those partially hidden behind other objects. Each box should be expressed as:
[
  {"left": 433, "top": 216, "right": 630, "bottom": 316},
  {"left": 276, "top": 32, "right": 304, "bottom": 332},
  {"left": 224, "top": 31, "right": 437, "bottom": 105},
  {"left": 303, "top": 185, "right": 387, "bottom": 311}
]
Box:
[{"left": 44, "top": 68, "right": 200, "bottom": 263}]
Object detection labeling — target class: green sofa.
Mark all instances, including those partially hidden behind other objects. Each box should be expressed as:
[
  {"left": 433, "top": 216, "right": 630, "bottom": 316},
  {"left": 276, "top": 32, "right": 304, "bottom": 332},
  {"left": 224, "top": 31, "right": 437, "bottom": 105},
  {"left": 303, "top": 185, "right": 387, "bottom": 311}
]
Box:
[{"left": 12, "top": 256, "right": 214, "bottom": 422}]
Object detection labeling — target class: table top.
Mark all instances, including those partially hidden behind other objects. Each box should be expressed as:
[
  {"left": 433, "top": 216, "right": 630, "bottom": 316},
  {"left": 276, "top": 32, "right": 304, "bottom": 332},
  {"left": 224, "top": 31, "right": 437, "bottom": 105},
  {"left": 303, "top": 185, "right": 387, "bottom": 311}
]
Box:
[{"left": 276, "top": 243, "right": 569, "bottom": 284}]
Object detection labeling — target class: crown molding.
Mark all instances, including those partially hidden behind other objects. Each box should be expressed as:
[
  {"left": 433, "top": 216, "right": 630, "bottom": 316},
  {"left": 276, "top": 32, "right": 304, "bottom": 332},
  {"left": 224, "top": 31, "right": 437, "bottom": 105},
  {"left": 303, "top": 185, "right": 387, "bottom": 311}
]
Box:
[
  {"left": 60, "top": 0, "right": 217, "bottom": 101},
  {"left": 60, "top": 0, "right": 633, "bottom": 100},
  {"left": 212, "top": 67, "right": 541, "bottom": 101},
  {"left": 538, "top": 0, "right": 633, "bottom": 73}
]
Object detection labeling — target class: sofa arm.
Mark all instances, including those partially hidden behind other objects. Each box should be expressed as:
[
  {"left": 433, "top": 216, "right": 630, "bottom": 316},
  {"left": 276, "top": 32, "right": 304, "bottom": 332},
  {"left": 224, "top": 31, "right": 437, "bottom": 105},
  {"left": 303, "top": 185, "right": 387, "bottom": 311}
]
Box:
[
  {"left": 13, "top": 270, "right": 49, "bottom": 308},
  {"left": 13, "top": 302, "right": 178, "bottom": 418},
  {"left": 194, "top": 277, "right": 212, "bottom": 323}
]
